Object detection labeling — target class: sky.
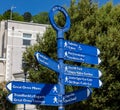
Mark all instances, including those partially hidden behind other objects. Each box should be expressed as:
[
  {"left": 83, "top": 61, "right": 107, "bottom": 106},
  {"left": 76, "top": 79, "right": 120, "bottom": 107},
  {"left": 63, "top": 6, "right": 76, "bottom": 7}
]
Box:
[{"left": 0, "top": 0, "right": 120, "bottom": 15}]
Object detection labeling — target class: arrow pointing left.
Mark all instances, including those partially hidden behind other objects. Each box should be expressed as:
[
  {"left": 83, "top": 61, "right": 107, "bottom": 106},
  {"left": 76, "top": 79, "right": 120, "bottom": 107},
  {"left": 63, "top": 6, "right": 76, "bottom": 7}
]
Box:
[
  {"left": 6, "top": 81, "right": 60, "bottom": 95},
  {"left": 7, "top": 93, "right": 59, "bottom": 106},
  {"left": 34, "top": 51, "right": 59, "bottom": 73}
]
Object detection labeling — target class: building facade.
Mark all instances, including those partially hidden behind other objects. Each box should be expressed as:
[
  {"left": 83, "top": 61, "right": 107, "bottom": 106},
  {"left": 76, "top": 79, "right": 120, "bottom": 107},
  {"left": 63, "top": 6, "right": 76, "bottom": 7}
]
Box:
[{"left": 0, "top": 20, "right": 48, "bottom": 82}]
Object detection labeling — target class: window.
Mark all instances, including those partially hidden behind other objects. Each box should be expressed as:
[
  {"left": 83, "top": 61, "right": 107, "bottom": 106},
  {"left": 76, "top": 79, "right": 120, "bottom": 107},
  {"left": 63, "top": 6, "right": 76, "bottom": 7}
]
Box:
[{"left": 23, "top": 33, "right": 32, "bottom": 46}]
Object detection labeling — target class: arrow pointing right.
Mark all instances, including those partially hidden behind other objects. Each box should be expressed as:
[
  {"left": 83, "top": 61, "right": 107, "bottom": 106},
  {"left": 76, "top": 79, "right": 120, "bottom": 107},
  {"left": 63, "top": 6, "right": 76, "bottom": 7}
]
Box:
[
  {"left": 63, "top": 75, "right": 102, "bottom": 88},
  {"left": 64, "top": 40, "right": 100, "bottom": 56},
  {"left": 63, "top": 87, "right": 92, "bottom": 105},
  {"left": 64, "top": 50, "right": 101, "bottom": 65},
  {"left": 64, "top": 64, "right": 102, "bottom": 78}
]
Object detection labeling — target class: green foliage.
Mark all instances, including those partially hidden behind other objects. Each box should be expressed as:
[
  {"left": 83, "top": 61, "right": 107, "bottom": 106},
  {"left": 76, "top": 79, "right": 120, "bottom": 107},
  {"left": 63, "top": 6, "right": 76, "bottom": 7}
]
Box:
[
  {"left": 0, "top": 15, "right": 3, "bottom": 21},
  {"left": 23, "top": 12, "right": 32, "bottom": 22},
  {"left": 23, "top": 0, "right": 120, "bottom": 110},
  {"left": 2, "top": 9, "right": 24, "bottom": 21},
  {"left": 2, "top": 9, "right": 11, "bottom": 20},
  {"left": 12, "top": 12, "right": 24, "bottom": 21},
  {"left": 23, "top": 28, "right": 57, "bottom": 84},
  {"left": 1, "top": 9, "right": 49, "bottom": 24},
  {"left": 32, "top": 12, "right": 49, "bottom": 24},
  {"left": 0, "top": 82, "right": 16, "bottom": 110}
]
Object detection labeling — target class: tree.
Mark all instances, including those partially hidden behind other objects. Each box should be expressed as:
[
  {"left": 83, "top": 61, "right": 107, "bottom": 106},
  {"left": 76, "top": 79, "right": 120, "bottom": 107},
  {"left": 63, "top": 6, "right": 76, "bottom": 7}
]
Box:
[
  {"left": 2, "top": 9, "right": 24, "bottom": 21},
  {"left": 23, "top": 12, "right": 32, "bottom": 22},
  {"left": 2, "top": 9, "right": 11, "bottom": 20},
  {"left": 0, "top": 14, "right": 3, "bottom": 21},
  {"left": 12, "top": 12, "right": 24, "bottom": 21},
  {"left": 0, "top": 82, "right": 16, "bottom": 110},
  {"left": 23, "top": 0, "right": 120, "bottom": 109},
  {"left": 32, "top": 12, "right": 49, "bottom": 24}
]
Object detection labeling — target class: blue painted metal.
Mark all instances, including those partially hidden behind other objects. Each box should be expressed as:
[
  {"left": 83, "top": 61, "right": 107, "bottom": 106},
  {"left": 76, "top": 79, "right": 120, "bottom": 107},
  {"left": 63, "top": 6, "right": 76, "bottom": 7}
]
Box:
[
  {"left": 34, "top": 51, "right": 59, "bottom": 73},
  {"left": 6, "top": 81, "right": 60, "bottom": 95},
  {"left": 63, "top": 74, "right": 102, "bottom": 88},
  {"left": 64, "top": 64, "right": 102, "bottom": 78},
  {"left": 63, "top": 87, "right": 92, "bottom": 105},
  {"left": 7, "top": 93, "right": 59, "bottom": 106},
  {"left": 64, "top": 50, "right": 101, "bottom": 65},
  {"left": 64, "top": 40, "right": 100, "bottom": 56},
  {"left": 49, "top": 5, "right": 70, "bottom": 39},
  {"left": 49, "top": 5, "right": 71, "bottom": 110}
]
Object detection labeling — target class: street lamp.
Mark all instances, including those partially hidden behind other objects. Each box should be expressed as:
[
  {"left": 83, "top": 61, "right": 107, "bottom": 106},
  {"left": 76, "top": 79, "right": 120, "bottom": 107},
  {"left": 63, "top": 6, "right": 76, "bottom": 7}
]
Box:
[{"left": 10, "top": 6, "right": 16, "bottom": 20}]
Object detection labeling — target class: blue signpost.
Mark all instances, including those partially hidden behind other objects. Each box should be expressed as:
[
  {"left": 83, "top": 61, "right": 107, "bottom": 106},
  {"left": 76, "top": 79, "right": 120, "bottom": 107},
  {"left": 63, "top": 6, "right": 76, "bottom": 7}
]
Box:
[
  {"left": 49, "top": 5, "right": 71, "bottom": 110},
  {"left": 64, "top": 40, "right": 100, "bottom": 56},
  {"left": 64, "top": 64, "right": 102, "bottom": 78},
  {"left": 6, "top": 81, "right": 60, "bottom": 95},
  {"left": 7, "top": 93, "right": 59, "bottom": 106},
  {"left": 63, "top": 74, "right": 102, "bottom": 88},
  {"left": 63, "top": 87, "right": 92, "bottom": 105},
  {"left": 64, "top": 50, "right": 101, "bottom": 64},
  {"left": 7, "top": 88, "right": 92, "bottom": 106},
  {"left": 7, "top": 5, "right": 102, "bottom": 110},
  {"left": 34, "top": 51, "right": 59, "bottom": 73}
]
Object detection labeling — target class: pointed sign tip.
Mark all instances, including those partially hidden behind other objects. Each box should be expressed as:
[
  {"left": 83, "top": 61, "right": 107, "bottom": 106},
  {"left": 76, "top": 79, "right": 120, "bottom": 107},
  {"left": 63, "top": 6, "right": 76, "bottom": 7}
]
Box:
[
  {"left": 97, "top": 49, "right": 100, "bottom": 55},
  {"left": 7, "top": 82, "right": 12, "bottom": 91},
  {"left": 87, "top": 88, "right": 92, "bottom": 97},
  {"left": 7, "top": 94, "right": 13, "bottom": 102},
  {"left": 99, "top": 80, "right": 102, "bottom": 87},
  {"left": 34, "top": 52, "right": 39, "bottom": 58},
  {"left": 98, "top": 70, "right": 102, "bottom": 78},
  {"left": 98, "top": 58, "right": 101, "bottom": 64}
]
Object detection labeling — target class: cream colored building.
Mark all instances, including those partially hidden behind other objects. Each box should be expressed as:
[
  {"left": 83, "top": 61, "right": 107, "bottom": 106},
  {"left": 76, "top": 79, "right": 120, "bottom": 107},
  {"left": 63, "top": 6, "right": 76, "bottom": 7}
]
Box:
[{"left": 0, "top": 20, "right": 48, "bottom": 82}]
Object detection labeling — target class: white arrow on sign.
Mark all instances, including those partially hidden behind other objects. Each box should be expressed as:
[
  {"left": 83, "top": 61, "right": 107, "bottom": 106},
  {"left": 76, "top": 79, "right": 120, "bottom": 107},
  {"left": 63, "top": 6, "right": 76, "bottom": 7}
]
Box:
[
  {"left": 63, "top": 87, "right": 92, "bottom": 105},
  {"left": 98, "top": 70, "right": 102, "bottom": 78},
  {"left": 64, "top": 64, "right": 102, "bottom": 78},
  {"left": 64, "top": 40, "right": 100, "bottom": 56},
  {"left": 6, "top": 82, "right": 12, "bottom": 91},
  {"left": 7, "top": 94, "right": 13, "bottom": 102},
  {"left": 63, "top": 75, "right": 102, "bottom": 88}
]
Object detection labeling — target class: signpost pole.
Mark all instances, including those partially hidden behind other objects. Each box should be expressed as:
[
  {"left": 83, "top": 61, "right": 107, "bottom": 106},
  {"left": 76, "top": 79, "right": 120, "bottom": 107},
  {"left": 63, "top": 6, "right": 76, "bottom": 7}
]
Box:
[
  {"left": 49, "top": 5, "right": 70, "bottom": 110},
  {"left": 57, "top": 33, "right": 65, "bottom": 110}
]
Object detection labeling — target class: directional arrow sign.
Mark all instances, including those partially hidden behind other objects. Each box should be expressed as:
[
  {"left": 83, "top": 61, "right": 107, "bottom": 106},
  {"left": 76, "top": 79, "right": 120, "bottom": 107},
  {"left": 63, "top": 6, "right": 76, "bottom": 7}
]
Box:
[
  {"left": 6, "top": 81, "right": 60, "bottom": 95},
  {"left": 63, "top": 75, "right": 102, "bottom": 88},
  {"left": 64, "top": 51, "right": 101, "bottom": 65},
  {"left": 64, "top": 64, "right": 102, "bottom": 78},
  {"left": 64, "top": 40, "right": 100, "bottom": 56},
  {"left": 7, "top": 93, "right": 59, "bottom": 106},
  {"left": 34, "top": 51, "right": 59, "bottom": 73},
  {"left": 63, "top": 87, "right": 92, "bottom": 105}
]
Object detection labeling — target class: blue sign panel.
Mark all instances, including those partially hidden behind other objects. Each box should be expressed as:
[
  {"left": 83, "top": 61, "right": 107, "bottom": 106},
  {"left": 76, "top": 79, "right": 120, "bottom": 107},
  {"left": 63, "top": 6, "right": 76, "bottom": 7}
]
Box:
[
  {"left": 34, "top": 52, "right": 59, "bottom": 72},
  {"left": 64, "top": 51, "right": 101, "bottom": 65},
  {"left": 6, "top": 81, "right": 60, "bottom": 95},
  {"left": 63, "top": 87, "right": 92, "bottom": 105},
  {"left": 7, "top": 93, "right": 59, "bottom": 106},
  {"left": 64, "top": 64, "right": 102, "bottom": 78},
  {"left": 64, "top": 40, "right": 100, "bottom": 56},
  {"left": 63, "top": 75, "right": 102, "bottom": 88}
]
